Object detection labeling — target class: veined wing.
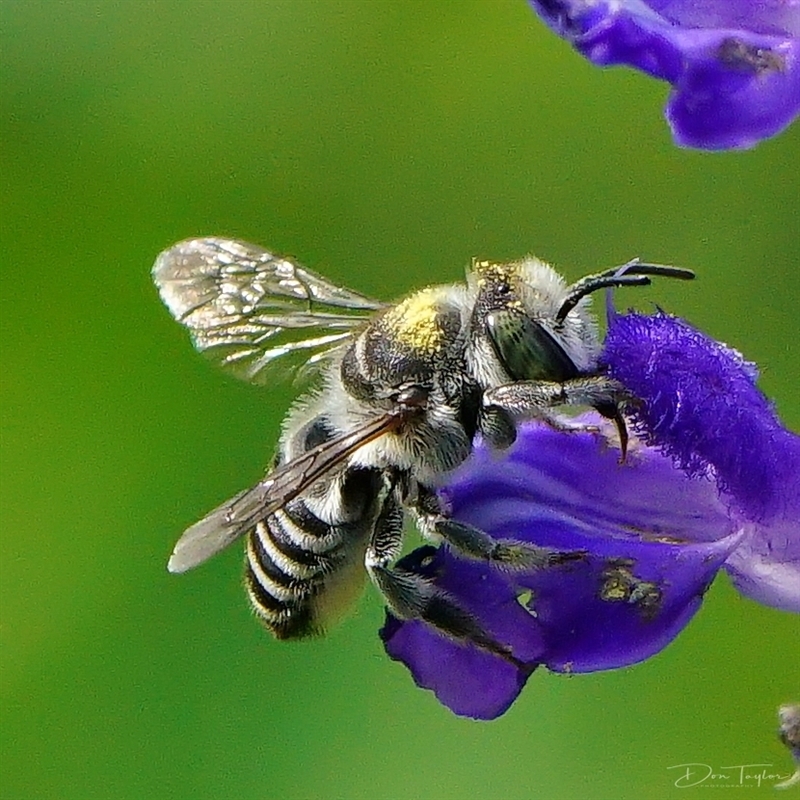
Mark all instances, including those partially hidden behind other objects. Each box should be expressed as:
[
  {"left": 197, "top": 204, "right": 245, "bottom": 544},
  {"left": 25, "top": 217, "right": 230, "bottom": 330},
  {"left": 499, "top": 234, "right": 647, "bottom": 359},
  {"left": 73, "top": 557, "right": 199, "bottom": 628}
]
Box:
[
  {"left": 167, "top": 410, "right": 404, "bottom": 573},
  {"left": 153, "top": 237, "right": 386, "bottom": 384}
]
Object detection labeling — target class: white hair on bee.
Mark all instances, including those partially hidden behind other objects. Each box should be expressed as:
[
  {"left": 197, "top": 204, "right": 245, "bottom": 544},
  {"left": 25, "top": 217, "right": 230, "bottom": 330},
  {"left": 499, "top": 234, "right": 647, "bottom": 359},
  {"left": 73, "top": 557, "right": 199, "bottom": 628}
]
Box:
[{"left": 515, "top": 256, "right": 601, "bottom": 372}]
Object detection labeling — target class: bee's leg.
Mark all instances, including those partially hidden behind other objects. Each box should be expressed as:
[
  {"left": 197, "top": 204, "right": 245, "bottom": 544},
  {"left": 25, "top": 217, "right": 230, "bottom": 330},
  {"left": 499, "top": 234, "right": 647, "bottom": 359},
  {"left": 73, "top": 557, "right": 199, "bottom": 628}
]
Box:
[
  {"left": 594, "top": 401, "right": 630, "bottom": 462},
  {"left": 476, "top": 404, "right": 517, "bottom": 450},
  {"left": 365, "top": 490, "right": 532, "bottom": 671},
  {"left": 483, "top": 376, "right": 632, "bottom": 458},
  {"left": 412, "top": 485, "right": 584, "bottom": 571},
  {"left": 484, "top": 375, "right": 631, "bottom": 418}
]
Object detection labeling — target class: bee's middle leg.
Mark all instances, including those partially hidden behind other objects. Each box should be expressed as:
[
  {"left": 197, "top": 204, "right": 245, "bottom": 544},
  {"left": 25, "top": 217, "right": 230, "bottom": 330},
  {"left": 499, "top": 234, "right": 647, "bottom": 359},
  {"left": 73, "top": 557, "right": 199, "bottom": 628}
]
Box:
[{"left": 412, "top": 485, "right": 584, "bottom": 571}]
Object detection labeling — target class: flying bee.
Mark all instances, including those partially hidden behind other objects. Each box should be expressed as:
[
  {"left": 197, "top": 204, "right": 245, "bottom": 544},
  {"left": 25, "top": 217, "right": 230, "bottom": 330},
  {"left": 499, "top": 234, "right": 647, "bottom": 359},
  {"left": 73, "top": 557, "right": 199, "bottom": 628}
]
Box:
[{"left": 153, "top": 237, "right": 693, "bottom": 667}]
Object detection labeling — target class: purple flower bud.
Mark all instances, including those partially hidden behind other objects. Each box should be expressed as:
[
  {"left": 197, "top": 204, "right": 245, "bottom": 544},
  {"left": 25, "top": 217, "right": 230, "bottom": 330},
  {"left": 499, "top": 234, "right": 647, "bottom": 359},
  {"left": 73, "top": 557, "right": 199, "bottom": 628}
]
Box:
[{"left": 528, "top": 0, "right": 800, "bottom": 149}]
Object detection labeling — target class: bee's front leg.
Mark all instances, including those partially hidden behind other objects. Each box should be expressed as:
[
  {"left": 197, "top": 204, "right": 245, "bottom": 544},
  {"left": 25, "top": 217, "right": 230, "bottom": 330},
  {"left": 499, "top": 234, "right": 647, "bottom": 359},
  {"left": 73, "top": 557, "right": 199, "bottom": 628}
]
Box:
[
  {"left": 476, "top": 404, "right": 517, "bottom": 450},
  {"left": 484, "top": 374, "right": 631, "bottom": 417},
  {"left": 483, "top": 376, "right": 633, "bottom": 459}
]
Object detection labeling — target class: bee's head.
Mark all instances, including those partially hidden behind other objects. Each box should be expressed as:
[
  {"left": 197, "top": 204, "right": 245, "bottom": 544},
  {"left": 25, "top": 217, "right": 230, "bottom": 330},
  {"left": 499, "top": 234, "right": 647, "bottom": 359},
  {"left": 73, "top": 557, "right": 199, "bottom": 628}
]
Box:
[{"left": 467, "top": 257, "right": 601, "bottom": 386}]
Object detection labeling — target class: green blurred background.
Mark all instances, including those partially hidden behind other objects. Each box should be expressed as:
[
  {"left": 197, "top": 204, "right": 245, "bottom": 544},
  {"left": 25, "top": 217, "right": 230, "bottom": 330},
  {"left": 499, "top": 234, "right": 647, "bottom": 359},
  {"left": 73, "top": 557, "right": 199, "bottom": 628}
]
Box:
[{"left": 2, "top": 2, "right": 798, "bottom": 799}]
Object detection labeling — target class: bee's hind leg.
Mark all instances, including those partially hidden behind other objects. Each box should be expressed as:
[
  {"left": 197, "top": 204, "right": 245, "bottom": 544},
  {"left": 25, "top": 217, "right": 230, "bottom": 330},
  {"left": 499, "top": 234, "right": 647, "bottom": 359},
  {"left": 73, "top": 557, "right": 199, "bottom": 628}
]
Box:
[{"left": 366, "top": 490, "right": 532, "bottom": 671}]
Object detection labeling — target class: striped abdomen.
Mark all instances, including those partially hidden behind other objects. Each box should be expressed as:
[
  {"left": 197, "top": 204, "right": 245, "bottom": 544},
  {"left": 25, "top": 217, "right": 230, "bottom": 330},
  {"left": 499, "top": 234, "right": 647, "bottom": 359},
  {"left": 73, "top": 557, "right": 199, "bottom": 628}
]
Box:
[{"left": 244, "top": 465, "right": 383, "bottom": 639}]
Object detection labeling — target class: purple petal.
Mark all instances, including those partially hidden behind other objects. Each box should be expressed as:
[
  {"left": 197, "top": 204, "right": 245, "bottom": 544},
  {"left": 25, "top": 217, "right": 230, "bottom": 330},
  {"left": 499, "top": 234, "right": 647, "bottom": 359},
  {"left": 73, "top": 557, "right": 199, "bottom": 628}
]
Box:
[
  {"left": 380, "top": 547, "right": 545, "bottom": 720},
  {"left": 667, "top": 32, "right": 800, "bottom": 150},
  {"left": 725, "top": 512, "right": 800, "bottom": 611},
  {"left": 518, "top": 530, "right": 743, "bottom": 672},
  {"left": 444, "top": 423, "right": 745, "bottom": 671},
  {"left": 604, "top": 310, "right": 800, "bottom": 611},
  {"left": 382, "top": 421, "right": 750, "bottom": 713},
  {"left": 528, "top": 0, "right": 800, "bottom": 149}
]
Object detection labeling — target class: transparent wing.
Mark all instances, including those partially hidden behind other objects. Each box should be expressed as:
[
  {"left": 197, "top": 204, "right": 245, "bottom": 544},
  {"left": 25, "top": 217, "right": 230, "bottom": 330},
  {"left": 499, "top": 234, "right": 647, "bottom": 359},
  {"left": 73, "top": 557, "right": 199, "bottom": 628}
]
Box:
[
  {"left": 167, "top": 410, "right": 403, "bottom": 573},
  {"left": 153, "top": 237, "right": 386, "bottom": 384}
]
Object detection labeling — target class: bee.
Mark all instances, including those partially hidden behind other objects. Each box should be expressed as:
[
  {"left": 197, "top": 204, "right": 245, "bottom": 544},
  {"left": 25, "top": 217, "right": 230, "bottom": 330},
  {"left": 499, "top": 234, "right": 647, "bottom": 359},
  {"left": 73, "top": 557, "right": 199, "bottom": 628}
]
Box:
[{"left": 153, "top": 237, "right": 693, "bottom": 667}]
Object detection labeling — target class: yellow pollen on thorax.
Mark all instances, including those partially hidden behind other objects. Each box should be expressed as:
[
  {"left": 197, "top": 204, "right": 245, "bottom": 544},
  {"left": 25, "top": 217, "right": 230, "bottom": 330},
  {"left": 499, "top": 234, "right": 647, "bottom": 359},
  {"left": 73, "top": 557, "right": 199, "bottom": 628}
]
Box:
[{"left": 384, "top": 288, "right": 447, "bottom": 354}]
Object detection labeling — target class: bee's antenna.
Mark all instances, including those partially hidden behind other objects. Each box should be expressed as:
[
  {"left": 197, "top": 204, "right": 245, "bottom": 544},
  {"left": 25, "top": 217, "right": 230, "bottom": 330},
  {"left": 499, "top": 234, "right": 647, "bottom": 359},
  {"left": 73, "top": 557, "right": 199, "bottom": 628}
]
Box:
[{"left": 557, "top": 259, "right": 695, "bottom": 324}]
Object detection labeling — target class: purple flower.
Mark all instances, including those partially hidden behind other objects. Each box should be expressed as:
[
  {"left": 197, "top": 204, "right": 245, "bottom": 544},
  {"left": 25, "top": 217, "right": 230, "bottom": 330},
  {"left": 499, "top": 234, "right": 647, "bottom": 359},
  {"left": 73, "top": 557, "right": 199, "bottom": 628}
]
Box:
[
  {"left": 380, "top": 309, "right": 800, "bottom": 719},
  {"left": 528, "top": 0, "right": 800, "bottom": 149}
]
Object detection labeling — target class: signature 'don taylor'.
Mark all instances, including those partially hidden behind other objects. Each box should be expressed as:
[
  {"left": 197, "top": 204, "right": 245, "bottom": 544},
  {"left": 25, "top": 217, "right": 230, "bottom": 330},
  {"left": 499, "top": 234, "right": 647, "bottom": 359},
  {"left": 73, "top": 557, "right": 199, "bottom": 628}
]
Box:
[{"left": 667, "top": 763, "right": 791, "bottom": 788}]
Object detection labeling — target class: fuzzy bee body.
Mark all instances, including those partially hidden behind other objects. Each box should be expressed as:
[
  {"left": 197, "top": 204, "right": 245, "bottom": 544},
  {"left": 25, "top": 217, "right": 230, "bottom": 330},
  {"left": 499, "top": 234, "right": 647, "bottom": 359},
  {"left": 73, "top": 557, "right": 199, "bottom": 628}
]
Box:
[
  {"left": 244, "top": 405, "right": 385, "bottom": 639},
  {"left": 245, "top": 284, "right": 479, "bottom": 638},
  {"left": 154, "top": 238, "right": 693, "bottom": 661}
]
